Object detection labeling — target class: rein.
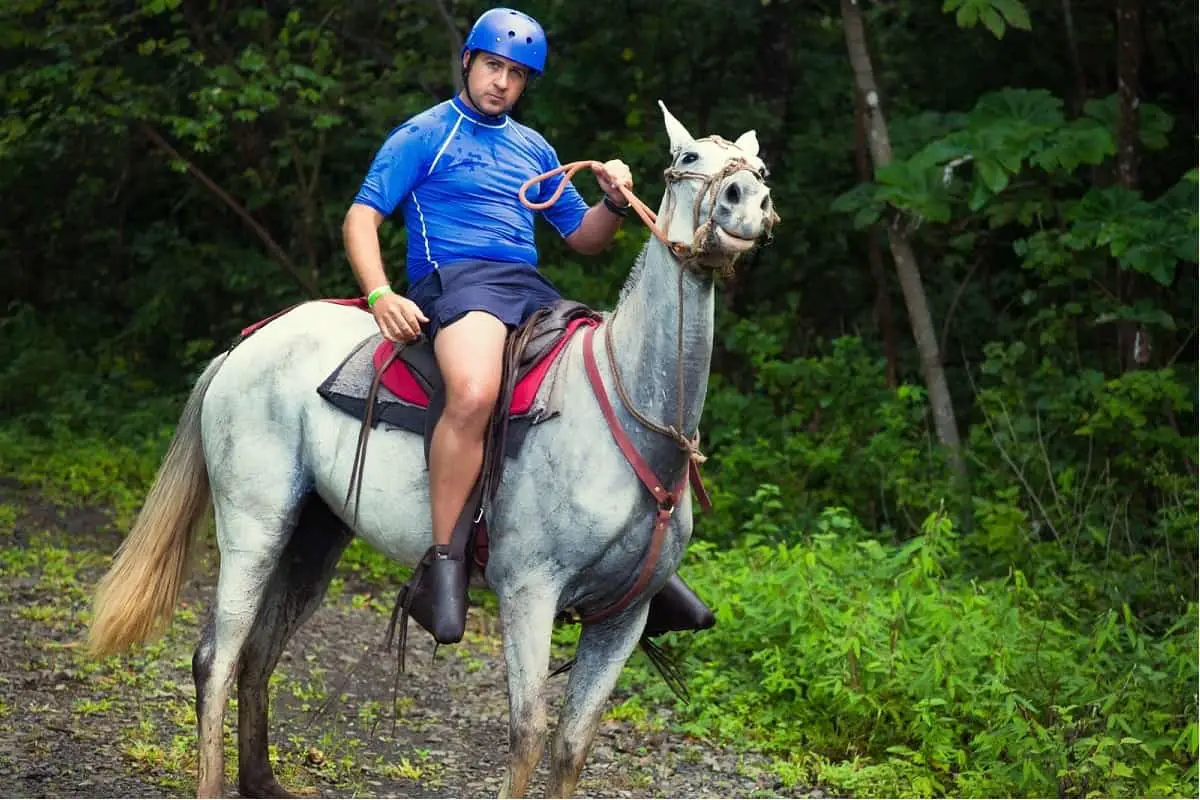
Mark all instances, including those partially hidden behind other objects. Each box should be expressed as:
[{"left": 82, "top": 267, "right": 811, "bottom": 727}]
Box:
[
  {"left": 520, "top": 160, "right": 689, "bottom": 261},
  {"left": 519, "top": 149, "right": 765, "bottom": 623},
  {"left": 518, "top": 145, "right": 760, "bottom": 274}
]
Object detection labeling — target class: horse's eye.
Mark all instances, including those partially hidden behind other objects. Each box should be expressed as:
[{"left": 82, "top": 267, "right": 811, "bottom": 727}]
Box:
[{"left": 680, "top": 152, "right": 699, "bottom": 165}]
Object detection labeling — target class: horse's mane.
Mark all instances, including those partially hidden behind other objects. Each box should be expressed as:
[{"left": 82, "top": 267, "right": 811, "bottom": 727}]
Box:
[{"left": 615, "top": 240, "right": 653, "bottom": 307}]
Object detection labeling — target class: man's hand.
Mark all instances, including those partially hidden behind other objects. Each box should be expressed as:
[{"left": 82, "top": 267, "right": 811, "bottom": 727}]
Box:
[
  {"left": 592, "top": 159, "right": 633, "bottom": 204},
  {"left": 373, "top": 293, "right": 429, "bottom": 342}
]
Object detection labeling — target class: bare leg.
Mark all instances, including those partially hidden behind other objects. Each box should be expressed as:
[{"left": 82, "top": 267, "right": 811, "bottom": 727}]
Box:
[
  {"left": 548, "top": 606, "right": 649, "bottom": 798},
  {"left": 428, "top": 311, "right": 507, "bottom": 546},
  {"left": 497, "top": 581, "right": 559, "bottom": 799},
  {"left": 236, "top": 496, "right": 353, "bottom": 798}
]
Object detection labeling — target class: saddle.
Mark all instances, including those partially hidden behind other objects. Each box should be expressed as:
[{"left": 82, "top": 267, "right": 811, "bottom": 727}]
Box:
[
  {"left": 385, "top": 300, "right": 601, "bottom": 475},
  {"left": 325, "top": 299, "right": 601, "bottom": 571}
]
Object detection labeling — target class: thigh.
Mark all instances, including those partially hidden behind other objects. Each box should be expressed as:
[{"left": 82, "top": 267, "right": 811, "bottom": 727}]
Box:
[{"left": 433, "top": 311, "right": 508, "bottom": 399}]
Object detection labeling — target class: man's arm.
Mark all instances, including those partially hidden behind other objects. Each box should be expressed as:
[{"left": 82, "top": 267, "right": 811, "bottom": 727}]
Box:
[
  {"left": 342, "top": 203, "right": 389, "bottom": 294},
  {"left": 562, "top": 158, "right": 634, "bottom": 255},
  {"left": 564, "top": 200, "right": 627, "bottom": 255}
]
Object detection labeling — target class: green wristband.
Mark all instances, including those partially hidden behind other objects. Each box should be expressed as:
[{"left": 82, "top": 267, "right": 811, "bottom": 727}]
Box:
[{"left": 367, "top": 285, "right": 393, "bottom": 307}]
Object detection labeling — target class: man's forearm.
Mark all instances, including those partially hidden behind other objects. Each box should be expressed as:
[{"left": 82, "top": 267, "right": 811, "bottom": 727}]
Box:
[{"left": 565, "top": 201, "right": 626, "bottom": 255}]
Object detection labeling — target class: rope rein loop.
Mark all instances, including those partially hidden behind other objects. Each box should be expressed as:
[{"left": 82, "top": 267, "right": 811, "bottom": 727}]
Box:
[{"left": 518, "top": 160, "right": 679, "bottom": 254}]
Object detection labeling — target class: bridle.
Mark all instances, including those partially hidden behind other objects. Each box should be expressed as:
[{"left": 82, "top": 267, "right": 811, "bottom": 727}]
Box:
[{"left": 519, "top": 139, "right": 776, "bottom": 453}]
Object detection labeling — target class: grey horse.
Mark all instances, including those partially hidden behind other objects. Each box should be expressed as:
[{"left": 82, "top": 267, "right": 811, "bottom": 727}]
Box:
[{"left": 87, "top": 101, "right": 777, "bottom": 798}]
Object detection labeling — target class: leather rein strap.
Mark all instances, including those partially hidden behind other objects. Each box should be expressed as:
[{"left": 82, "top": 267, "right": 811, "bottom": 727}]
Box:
[{"left": 578, "top": 324, "right": 708, "bottom": 624}]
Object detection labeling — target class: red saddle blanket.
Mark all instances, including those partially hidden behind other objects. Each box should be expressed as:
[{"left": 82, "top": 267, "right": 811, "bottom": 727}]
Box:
[
  {"left": 372, "top": 317, "right": 595, "bottom": 414},
  {"left": 241, "top": 297, "right": 593, "bottom": 416}
]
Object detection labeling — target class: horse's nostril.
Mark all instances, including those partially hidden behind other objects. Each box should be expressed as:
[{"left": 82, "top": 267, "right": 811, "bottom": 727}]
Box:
[
  {"left": 724, "top": 183, "right": 740, "bottom": 205},
  {"left": 761, "top": 194, "right": 771, "bottom": 212}
]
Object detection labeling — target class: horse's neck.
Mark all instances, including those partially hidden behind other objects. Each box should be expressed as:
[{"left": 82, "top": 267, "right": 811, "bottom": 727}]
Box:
[{"left": 606, "top": 237, "right": 715, "bottom": 440}]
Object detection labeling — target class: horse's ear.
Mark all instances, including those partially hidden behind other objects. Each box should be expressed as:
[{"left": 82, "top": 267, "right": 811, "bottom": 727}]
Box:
[
  {"left": 734, "top": 130, "right": 760, "bottom": 158},
  {"left": 658, "top": 100, "right": 695, "bottom": 155}
]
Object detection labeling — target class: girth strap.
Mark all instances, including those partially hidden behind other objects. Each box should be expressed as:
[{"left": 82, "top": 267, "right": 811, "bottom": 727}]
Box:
[{"left": 578, "top": 324, "right": 695, "bottom": 625}]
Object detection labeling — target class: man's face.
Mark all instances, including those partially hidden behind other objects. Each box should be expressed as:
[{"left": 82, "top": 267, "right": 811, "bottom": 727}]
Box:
[{"left": 463, "top": 51, "right": 529, "bottom": 116}]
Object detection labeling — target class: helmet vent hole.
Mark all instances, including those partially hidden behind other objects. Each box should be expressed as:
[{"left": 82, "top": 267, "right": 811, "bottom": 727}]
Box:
[{"left": 507, "top": 30, "right": 516, "bottom": 38}]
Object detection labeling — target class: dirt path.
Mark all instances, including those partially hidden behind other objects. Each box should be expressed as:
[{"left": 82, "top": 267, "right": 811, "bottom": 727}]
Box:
[{"left": 0, "top": 485, "right": 799, "bottom": 798}]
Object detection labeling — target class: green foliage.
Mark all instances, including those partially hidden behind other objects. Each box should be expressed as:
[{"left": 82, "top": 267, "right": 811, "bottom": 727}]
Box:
[
  {"left": 701, "top": 328, "right": 951, "bottom": 539},
  {"left": 630, "top": 510, "right": 1197, "bottom": 798},
  {"left": 0, "top": 425, "right": 171, "bottom": 528},
  {"left": 1, "top": 2, "right": 1196, "bottom": 797},
  {"left": 944, "top": 0, "right": 1032, "bottom": 39}
]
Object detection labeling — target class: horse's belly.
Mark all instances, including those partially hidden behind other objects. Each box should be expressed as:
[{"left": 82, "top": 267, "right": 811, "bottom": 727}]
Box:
[{"left": 307, "top": 415, "right": 433, "bottom": 566}]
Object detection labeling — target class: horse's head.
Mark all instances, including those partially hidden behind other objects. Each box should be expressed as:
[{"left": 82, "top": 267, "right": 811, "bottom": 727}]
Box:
[{"left": 656, "top": 101, "right": 779, "bottom": 275}]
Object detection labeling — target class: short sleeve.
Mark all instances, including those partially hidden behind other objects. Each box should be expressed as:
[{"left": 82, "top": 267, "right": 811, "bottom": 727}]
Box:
[
  {"left": 536, "top": 145, "right": 590, "bottom": 239},
  {"left": 352, "top": 123, "right": 431, "bottom": 217}
]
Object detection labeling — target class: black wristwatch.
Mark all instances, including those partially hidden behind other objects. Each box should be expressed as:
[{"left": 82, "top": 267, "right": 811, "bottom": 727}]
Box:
[{"left": 603, "top": 194, "right": 631, "bottom": 217}]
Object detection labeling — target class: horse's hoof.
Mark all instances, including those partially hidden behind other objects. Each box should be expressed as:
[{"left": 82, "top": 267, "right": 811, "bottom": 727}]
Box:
[{"left": 238, "top": 779, "right": 305, "bottom": 799}]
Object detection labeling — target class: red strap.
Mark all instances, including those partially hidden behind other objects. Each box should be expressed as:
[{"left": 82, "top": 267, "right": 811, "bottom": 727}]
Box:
[
  {"left": 579, "top": 325, "right": 691, "bottom": 624},
  {"left": 581, "top": 325, "right": 678, "bottom": 506}
]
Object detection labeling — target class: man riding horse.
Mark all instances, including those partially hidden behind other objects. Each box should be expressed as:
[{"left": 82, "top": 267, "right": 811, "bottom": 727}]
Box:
[{"left": 341, "top": 7, "right": 713, "bottom": 646}]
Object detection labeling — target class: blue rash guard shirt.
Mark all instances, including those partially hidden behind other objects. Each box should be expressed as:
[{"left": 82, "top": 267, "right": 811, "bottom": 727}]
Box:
[{"left": 352, "top": 96, "right": 591, "bottom": 286}]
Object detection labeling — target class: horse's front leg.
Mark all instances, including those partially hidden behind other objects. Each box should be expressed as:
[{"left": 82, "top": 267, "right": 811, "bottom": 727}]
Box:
[
  {"left": 547, "top": 603, "right": 649, "bottom": 798},
  {"left": 497, "top": 581, "right": 559, "bottom": 798}
]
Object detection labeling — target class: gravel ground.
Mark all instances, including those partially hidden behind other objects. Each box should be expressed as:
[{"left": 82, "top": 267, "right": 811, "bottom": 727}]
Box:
[{"left": 0, "top": 483, "right": 815, "bottom": 798}]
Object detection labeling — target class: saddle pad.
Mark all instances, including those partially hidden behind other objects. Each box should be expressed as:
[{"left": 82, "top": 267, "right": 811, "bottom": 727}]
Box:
[
  {"left": 370, "top": 315, "right": 597, "bottom": 414},
  {"left": 317, "top": 330, "right": 578, "bottom": 443},
  {"left": 317, "top": 333, "right": 424, "bottom": 433}
]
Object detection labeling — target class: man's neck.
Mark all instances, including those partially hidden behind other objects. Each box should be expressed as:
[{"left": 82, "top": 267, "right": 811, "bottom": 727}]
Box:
[{"left": 455, "top": 90, "right": 508, "bottom": 123}]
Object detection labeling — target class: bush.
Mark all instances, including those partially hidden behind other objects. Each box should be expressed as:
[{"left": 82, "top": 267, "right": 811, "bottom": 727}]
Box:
[{"left": 629, "top": 508, "right": 1198, "bottom": 798}]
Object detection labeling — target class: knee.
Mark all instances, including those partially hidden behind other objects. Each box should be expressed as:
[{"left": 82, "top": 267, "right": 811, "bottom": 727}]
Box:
[
  {"left": 511, "top": 705, "right": 548, "bottom": 752},
  {"left": 443, "top": 379, "right": 498, "bottom": 431}
]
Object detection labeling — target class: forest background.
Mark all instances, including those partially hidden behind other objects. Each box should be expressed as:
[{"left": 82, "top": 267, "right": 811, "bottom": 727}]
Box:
[{"left": 1, "top": 0, "right": 1196, "bottom": 796}]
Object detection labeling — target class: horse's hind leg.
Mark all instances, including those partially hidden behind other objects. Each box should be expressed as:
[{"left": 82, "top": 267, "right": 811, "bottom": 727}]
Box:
[
  {"left": 237, "top": 494, "right": 353, "bottom": 798},
  {"left": 497, "top": 582, "right": 559, "bottom": 799},
  {"left": 547, "top": 606, "right": 649, "bottom": 798},
  {"left": 193, "top": 501, "right": 298, "bottom": 798}
]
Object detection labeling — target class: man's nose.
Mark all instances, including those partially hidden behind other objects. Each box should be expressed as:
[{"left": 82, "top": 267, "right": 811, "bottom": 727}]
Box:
[{"left": 495, "top": 72, "right": 509, "bottom": 89}]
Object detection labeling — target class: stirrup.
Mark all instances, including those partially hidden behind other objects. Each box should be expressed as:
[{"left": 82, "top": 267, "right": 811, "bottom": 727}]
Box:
[
  {"left": 386, "top": 544, "right": 467, "bottom": 671},
  {"left": 643, "top": 573, "right": 715, "bottom": 639}
]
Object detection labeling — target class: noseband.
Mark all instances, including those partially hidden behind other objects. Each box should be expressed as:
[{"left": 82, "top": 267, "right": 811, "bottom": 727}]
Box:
[{"left": 658, "top": 136, "right": 775, "bottom": 276}]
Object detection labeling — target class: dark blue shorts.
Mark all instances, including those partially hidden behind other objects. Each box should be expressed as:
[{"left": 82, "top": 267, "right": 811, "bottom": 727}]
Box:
[{"left": 406, "top": 259, "right": 563, "bottom": 340}]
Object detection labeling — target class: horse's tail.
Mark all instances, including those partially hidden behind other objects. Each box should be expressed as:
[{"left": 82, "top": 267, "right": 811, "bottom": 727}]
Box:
[{"left": 88, "top": 352, "right": 228, "bottom": 657}]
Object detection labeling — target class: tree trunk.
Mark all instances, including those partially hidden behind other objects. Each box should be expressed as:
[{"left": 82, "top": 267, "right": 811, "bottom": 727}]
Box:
[
  {"left": 428, "top": 0, "right": 464, "bottom": 93},
  {"left": 839, "top": 0, "right": 965, "bottom": 481},
  {"left": 1060, "top": 0, "right": 1089, "bottom": 114},
  {"left": 1116, "top": 0, "right": 1145, "bottom": 371},
  {"left": 1115, "top": 0, "right": 1142, "bottom": 189},
  {"left": 854, "top": 86, "right": 899, "bottom": 388}
]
